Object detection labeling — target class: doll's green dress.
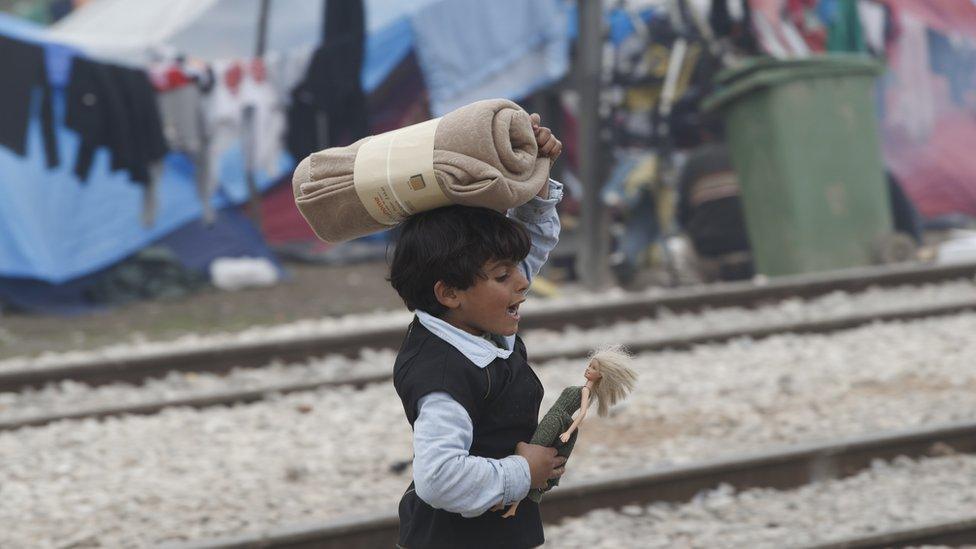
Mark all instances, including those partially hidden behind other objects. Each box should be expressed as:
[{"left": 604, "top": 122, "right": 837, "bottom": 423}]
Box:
[{"left": 526, "top": 386, "right": 582, "bottom": 502}]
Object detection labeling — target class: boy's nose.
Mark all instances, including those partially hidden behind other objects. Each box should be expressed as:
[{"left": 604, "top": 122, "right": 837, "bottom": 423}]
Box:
[{"left": 514, "top": 268, "right": 529, "bottom": 294}]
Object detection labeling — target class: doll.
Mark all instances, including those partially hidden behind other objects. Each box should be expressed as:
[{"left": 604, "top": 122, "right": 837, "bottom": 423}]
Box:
[{"left": 498, "top": 346, "right": 637, "bottom": 518}]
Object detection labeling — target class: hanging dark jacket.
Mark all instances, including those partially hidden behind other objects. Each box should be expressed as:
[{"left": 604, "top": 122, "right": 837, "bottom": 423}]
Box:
[
  {"left": 0, "top": 34, "right": 58, "bottom": 168},
  {"left": 65, "top": 57, "right": 167, "bottom": 185},
  {"left": 286, "top": 0, "right": 368, "bottom": 157}
]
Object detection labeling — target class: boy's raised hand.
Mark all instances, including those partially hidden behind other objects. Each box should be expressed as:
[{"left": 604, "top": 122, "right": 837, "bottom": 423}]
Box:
[
  {"left": 530, "top": 113, "right": 561, "bottom": 199},
  {"left": 530, "top": 113, "right": 563, "bottom": 162},
  {"left": 516, "top": 441, "right": 568, "bottom": 489}
]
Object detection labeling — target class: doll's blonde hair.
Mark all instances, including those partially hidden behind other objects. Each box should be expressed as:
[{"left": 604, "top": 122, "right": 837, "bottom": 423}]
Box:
[{"left": 589, "top": 345, "right": 638, "bottom": 417}]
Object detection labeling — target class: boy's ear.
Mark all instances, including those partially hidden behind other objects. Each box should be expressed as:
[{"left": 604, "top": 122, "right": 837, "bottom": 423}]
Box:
[{"left": 433, "top": 280, "right": 461, "bottom": 309}]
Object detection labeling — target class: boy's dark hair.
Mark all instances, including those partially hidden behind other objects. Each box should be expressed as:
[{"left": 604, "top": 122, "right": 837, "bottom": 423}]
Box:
[{"left": 389, "top": 205, "right": 531, "bottom": 317}]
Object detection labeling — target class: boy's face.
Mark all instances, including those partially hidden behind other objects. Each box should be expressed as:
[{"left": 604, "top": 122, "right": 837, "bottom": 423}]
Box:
[{"left": 445, "top": 259, "right": 529, "bottom": 337}]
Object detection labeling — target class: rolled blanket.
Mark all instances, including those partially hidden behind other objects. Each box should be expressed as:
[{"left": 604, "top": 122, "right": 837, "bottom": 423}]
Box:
[{"left": 292, "top": 98, "right": 551, "bottom": 242}]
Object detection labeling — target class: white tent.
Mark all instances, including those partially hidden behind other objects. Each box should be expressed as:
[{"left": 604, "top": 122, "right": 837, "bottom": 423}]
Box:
[
  {"left": 45, "top": 0, "right": 433, "bottom": 64},
  {"left": 47, "top": 0, "right": 570, "bottom": 116},
  {"left": 46, "top": 0, "right": 571, "bottom": 115}
]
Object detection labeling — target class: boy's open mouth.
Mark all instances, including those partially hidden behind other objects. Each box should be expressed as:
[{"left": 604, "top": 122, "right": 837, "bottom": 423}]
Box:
[{"left": 506, "top": 300, "right": 523, "bottom": 320}]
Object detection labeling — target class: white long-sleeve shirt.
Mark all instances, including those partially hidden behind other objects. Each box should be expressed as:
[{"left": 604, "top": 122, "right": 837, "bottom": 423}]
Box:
[{"left": 410, "top": 179, "right": 562, "bottom": 517}]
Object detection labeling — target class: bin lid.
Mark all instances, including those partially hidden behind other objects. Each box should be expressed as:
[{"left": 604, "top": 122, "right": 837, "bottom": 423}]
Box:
[{"left": 702, "top": 55, "right": 884, "bottom": 113}]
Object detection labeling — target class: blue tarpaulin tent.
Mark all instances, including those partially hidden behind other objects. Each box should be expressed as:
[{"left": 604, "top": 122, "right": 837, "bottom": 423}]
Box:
[{"left": 0, "top": 0, "right": 569, "bottom": 285}]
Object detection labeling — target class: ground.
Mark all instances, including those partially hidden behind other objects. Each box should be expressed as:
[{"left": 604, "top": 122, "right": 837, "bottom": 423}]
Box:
[{"left": 0, "top": 262, "right": 405, "bottom": 360}]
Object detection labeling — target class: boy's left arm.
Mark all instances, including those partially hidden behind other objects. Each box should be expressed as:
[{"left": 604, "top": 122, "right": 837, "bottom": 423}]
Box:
[
  {"left": 510, "top": 179, "right": 563, "bottom": 283},
  {"left": 510, "top": 113, "right": 564, "bottom": 282}
]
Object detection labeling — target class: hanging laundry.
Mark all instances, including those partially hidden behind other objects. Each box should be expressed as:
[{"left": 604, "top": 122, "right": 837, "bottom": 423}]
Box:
[
  {"left": 151, "top": 59, "right": 216, "bottom": 221},
  {"left": 825, "top": 0, "right": 866, "bottom": 53},
  {"left": 151, "top": 61, "right": 211, "bottom": 157},
  {"left": 677, "top": 142, "right": 752, "bottom": 280},
  {"left": 0, "top": 35, "right": 58, "bottom": 168},
  {"left": 730, "top": 0, "right": 759, "bottom": 54},
  {"left": 858, "top": 0, "right": 887, "bottom": 55},
  {"left": 751, "top": 8, "right": 807, "bottom": 58},
  {"left": 748, "top": 0, "right": 815, "bottom": 58},
  {"left": 609, "top": 10, "right": 718, "bottom": 147},
  {"left": 927, "top": 30, "right": 976, "bottom": 108},
  {"left": 203, "top": 58, "right": 285, "bottom": 203},
  {"left": 286, "top": 0, "right": 367, "bottom": 158},
  {"left": 710, "top": 0, "right": 734, "bottom": 38},
  {"left": 888, "top": 14, "right": 936, "bottom": 142},
  {"left": 265, "top": 47, "right": 315, "bottom": 111},
  {"left": 787, "top": 0, "right": 827, "bottom": 52},
  {"left": 65, "top": 57, "right": 168, "bottom": 185}
]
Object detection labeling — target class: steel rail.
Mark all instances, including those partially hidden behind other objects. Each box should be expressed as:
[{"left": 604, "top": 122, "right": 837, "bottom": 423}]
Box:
[
  {"left": 2, "top": 262, "right": 973, "bottom": 393},
  {"left": 4, "top": 260, "right": 976, "bottom": 395},
  {"left": 4, "top": 298, "right": 976, "bottom": 432},
  {"left": 160, "top": 420, "right": 976, "bottom": 549},
  {"left": 800, "top": 517, "right": 976, "bottom": 548}
]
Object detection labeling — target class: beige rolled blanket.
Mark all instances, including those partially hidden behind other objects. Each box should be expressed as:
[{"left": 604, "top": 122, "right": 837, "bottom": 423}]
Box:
[{"left": 292, "top": 98, "right": 551, "bottom": 243}]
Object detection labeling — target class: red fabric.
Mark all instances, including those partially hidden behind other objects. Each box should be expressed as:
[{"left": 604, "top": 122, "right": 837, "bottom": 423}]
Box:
[
  {"left": 876, "top": 0, "right": 976, "bottom": 218},
  {"left": 786, "top": 0, "right": 826, "bottom": 51},
  {"left": 748, "top": 0, "right": 976, "bottom": 219},
  {"left": 884, "top": 114, "right": 976, "bottom": 218},
  {"left": 148, "top": 63, "right": 191, "bottom": 91},
  {"left": 260, "top": 176, "right": 323, "bottom": 245},
  {"left": 224, "top": 62, "right": 243, "bottom": 95},
  {"left": 881, "top": 0, "right": 976, "bottom": 34},
  {"left": 250, "top": 58, "right": 267, "bottom": 83}
]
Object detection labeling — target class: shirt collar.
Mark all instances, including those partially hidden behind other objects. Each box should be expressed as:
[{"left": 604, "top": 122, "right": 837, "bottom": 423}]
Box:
[{"left": 415, "top": 310, "right": 514, "bottom": 368}]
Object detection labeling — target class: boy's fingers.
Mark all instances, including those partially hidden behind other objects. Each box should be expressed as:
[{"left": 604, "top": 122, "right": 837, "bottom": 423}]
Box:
[
  {"left": 554, "top": 456, "right": 568, "bottom": 466},
  {"left": 530, "top": 112, "right": 541, "bottom": 127},
  {"left": 542, "top": 139, "right": 562, "bottom": 157}
]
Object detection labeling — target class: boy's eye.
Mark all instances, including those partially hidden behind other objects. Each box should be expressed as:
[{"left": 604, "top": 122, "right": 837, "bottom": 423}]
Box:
[{"left": 494, "top": 273, "right": 510, "bottom": 282}]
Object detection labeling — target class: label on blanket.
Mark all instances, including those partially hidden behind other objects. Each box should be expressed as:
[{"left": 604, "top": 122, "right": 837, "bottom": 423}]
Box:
[{"left": 353, "top": 117, "right": 447, "bottom": 225}]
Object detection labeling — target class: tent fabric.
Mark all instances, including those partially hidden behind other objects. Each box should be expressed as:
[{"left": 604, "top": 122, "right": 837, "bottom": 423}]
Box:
[
  {"left": 46, "top": 0, "right": 423, "bottom": 93},
  {"left": 883, "top": 0, "right": 976, "bottom": 35},
  {"left": 46, "top": 0, "right": 570, "bottom": 99},
  {"left": 877, "top": 0, "right": 976, "bottom": 219},
  {"left": 884, "top": 111, "right": 976, "bottom": 219},
  {"left": 409, "top": 0, "right": 570, "bottom": 116},
  {"left": 0, "top": 206, "right": 281, "bottom": 315},
  {"left": 0, "top": 0, "right": 570, "bottom": 283},
  {"left": 0, "top": 11, "right": 288, "bottom": 283},
  {"left": 0, "top": 11, "right": 44, "bottom": 39},
  {"left": 746, "top": 0, "right": 976, "bottom": 220},
  {"left": 0, "top": 102, "right": 287, "bottom": 282}
]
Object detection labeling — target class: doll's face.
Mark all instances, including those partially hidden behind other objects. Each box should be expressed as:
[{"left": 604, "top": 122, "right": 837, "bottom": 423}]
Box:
[{"left": 584, "top": 360, "right": 602, "bottom": 381}]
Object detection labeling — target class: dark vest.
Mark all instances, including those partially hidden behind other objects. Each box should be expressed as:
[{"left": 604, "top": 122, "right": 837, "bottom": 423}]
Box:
[{"left": 393, "top": 319, "right": 545, "bottom": 549}]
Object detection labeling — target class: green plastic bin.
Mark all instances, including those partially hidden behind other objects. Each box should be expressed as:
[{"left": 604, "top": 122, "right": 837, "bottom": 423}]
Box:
[{"left": 702, "top": 56, "right": 895, "bottom": 277}]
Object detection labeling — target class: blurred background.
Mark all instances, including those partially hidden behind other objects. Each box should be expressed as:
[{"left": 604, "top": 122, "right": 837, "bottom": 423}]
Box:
[
  {"left": 4, "top": 1, "right": 976, "bottom": 548},
  {"left": 0, "top": 0, "right": 973, "bottom": 353}
]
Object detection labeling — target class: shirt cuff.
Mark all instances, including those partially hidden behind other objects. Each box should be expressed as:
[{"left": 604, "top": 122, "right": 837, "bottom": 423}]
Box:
[
  {"left": 501, "top": 455, "right": 532, "bottom": 505},
  {"left": 511, "top": 179, "right": 564, "bottom": 223}
]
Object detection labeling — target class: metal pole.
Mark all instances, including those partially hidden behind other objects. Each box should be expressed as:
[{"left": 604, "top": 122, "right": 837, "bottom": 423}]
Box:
[
  {"left": 244, "top": 0, "right": 272, "bottom": 228},
  {"left": 576, "top": 0, "right": 610, "bottom": 289},
  {"left": 256, "top": 0, "right": 271, "bottom": 56}
]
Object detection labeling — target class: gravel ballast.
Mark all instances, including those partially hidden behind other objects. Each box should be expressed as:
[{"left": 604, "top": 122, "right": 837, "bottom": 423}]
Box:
[
  {"left": 544, "top": 454, "right": 976, "bottom": 548},
  {"left": 3, "top": 310, "right": 976, "bottom": 547},
  {"left": 2, "top": 280, "right": 976, "bottom": 423},
  {"left": 1, "top": 280, "right": 973, "bottom": 375}
]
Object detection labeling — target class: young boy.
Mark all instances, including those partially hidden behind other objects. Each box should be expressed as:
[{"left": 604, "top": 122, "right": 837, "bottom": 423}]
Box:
[{"left": 389, "top": 118, "right": 564, "bottom": 549}]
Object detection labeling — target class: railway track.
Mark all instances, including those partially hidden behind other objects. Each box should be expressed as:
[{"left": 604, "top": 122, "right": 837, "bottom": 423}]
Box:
[
  {"left": 160, "top": 420, "right": 976, "bottom": 549},
  {"left": 3, "top": 298, "right": 976, "bottom": 432},
  {"left": 3, "top": 282, "right": 976, "bottom": 432},
  {"left": 2, "top": 261, "right": 974, "bottom": 393},
  {"left": 802, "top": 517, "right": 976, "bottom": 549}
]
